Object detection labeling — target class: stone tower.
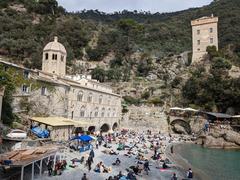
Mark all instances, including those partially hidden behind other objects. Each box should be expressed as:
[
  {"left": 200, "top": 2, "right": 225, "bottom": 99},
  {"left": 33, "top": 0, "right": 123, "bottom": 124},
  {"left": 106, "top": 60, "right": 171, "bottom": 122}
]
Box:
[
  {"left": 42, "top": 36, "right": 67, "bottom": 76},
  {"left": 191, "top": 15, "right": 218, "bottom": 63}
]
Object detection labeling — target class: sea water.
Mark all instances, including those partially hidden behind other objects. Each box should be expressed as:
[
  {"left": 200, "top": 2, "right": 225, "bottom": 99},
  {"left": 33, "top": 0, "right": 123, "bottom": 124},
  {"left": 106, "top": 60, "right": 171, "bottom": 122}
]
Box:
[{"left": 177, "top": 144, "right": 240, "bottom": 180}]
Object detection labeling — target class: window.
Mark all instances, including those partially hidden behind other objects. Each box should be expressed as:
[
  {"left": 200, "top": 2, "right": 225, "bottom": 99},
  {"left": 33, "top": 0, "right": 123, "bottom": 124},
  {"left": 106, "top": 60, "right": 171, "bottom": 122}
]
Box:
[
  {"left": 197, "top": 30, "right": 200, "bottom": 35},
  {"left": 45, "top": 53, "right": 48, "bottom": 60},
  {"left": 197, "top": 40, "right": 200, "bottom": 45},
  {"left": 77, "top": 91, "right": 83, "bottom": 101},
  {"left": 87, "top": 93, "right": 93, "bottom": 103},
  {"left": 95, "top": 107, "right": 99, "bottom": 117},
  {"left": 61, "top": 55, "right": 64, "bottom": 61},
  {"left": 22, "top": 85, "right": 29, "bottom": 93},
  {"left": 80, "top": 106, "right": 85, "bottom": 117},
  {"left": 99, "top": 95, "right": 103, "bottom": 104},
  {"left": 210, "top": 38, "right": 213, "bottom": 44},
  {"left": 197, "top": 48, "right": 200, "bottom": 51},
  {"left": 4, "top": 66, "right": 8, "bottom": 71},
  {"left": 108, "top": 108, "right": 111, "bottom": 117},
  {"left": 101, "top": 108, "right": 105, "bottom": 117},
  {"left": 23, "top": 71, "right": 29, "bottom": 79},
  {"left": 112, "top": 108, "right": 116, "bottom": 117},
  {"left": 52, "top": 54, "right": 57, "bottom": 60},
  {"left": 210, "top": 28, "right": 213, "bottom": 33},
  {"left": 41, "top": 87, "right": 47, "bottom": 95}
]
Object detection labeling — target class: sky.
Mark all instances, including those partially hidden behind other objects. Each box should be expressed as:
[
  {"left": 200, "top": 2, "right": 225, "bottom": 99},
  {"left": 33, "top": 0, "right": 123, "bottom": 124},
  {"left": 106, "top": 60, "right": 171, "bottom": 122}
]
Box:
[{"left": 57, "top": 0, "right": 213, "bottom": 13}]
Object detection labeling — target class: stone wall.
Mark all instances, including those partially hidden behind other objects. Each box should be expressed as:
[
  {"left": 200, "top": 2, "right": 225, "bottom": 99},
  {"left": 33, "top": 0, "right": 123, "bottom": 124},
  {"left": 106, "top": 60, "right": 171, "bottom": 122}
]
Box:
[{"left": 122, "top": 105, "right": 169, "bottom": 132}]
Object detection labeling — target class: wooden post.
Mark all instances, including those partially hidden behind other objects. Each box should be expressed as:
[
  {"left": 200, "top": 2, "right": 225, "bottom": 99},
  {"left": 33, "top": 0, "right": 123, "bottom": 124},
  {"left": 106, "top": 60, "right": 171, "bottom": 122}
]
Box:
[
  {"left": 21, "top": 166, "right": 24, "bottom": 180},
  {"left": 53, "top": 154, "right": 57, "bottom": 169},
  {"left": 40, "top": 159, "right": 43, "bottom": 176},
  {"left": 32, "top": 162, "right": 34, "bottom": 180}
]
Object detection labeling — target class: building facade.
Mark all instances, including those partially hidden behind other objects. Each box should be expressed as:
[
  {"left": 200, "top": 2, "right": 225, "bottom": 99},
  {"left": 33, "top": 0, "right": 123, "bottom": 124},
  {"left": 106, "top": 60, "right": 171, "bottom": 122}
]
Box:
[
  {"left": 0, "top": 37, "right": 122, "bottom": 133},
  {"left": 191, "top": 15, "right": 218, "bottom": 63}
]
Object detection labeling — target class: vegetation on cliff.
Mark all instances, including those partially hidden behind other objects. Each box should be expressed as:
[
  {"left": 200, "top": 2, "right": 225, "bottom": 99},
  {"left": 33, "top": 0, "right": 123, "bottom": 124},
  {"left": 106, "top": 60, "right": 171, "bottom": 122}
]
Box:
[{"left": 182, "top": 47, "right": 240, "bottom": 113}]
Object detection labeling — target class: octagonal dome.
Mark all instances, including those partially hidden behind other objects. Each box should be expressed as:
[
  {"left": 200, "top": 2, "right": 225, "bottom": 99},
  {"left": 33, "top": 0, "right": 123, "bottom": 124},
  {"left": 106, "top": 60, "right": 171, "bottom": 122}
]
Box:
[{"left": 43, "top": 36, "right": 66, "bottom": 54}]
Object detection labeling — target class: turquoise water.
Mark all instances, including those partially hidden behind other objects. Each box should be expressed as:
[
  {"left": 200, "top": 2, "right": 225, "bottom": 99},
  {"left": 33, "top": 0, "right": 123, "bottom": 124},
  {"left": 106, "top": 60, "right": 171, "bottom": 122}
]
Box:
[{"left": 177, "top": 144, "right": 240, "bottom": 180}]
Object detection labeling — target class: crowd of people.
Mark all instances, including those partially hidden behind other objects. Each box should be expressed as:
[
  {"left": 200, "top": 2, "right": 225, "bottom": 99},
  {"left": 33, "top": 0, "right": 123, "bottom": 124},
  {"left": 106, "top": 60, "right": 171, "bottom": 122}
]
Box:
[
  {"left": 78, "top": 129, "right": 194, "bottom": 180},
  {"left": 50, "top": 129, "right": 195, "bottom": 180}
]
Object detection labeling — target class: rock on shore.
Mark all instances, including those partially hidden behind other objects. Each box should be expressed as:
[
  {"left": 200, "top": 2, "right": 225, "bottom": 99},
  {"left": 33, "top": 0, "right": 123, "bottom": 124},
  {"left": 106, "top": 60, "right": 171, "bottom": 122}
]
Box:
[{"left": 195, "top": 126, "right": 240, "bottom": 149}]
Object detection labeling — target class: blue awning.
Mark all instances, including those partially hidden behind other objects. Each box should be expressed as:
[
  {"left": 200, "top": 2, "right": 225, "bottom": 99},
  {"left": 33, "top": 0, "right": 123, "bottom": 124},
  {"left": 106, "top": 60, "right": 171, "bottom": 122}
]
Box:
[{"left": 71, "top": 135, "right": 93, "bottom": 141}]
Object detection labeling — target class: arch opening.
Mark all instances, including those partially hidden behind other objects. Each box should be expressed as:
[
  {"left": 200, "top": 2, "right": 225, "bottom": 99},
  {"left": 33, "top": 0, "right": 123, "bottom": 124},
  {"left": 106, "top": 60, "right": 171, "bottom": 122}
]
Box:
[
  {"left": 170, "top": 119, "right": 191, "bottom": 134},
  {"left": 88, "top": 126, "right": 96, "bottom": 134},
  {"left": 74, "top": 127, "right": 84, "bottom": 135},
  {"left": 112, "top": 122, "right": 118, "bottom": 131},
  {"left": 100, "top": 123, "right": 110, "bottom": 133}
]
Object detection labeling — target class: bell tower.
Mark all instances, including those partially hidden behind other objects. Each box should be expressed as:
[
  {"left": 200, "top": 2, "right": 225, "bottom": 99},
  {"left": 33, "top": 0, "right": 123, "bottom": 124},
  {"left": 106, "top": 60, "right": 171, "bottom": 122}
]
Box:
[{"left": 42, "top": 36, "right": 67, "bottom": 76}]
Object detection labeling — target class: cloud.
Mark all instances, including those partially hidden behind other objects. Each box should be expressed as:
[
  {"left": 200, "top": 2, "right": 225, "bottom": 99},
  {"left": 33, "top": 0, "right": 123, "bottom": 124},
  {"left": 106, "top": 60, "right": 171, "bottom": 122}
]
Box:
[{"left": 57, "top": 0, "right": 213, "bottom": 13}]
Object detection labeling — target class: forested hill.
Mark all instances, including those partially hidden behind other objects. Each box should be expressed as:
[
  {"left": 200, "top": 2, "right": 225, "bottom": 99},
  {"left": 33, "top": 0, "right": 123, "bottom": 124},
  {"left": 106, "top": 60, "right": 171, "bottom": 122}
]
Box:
[{"left": 0, "top": 0, "right": 240, "bottom": 69}]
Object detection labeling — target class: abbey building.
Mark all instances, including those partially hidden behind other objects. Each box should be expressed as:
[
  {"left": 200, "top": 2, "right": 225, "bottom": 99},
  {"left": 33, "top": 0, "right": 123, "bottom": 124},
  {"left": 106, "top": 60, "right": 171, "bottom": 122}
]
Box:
[{"left": 0, "top": 37, "right": 122, "bottom": 134}]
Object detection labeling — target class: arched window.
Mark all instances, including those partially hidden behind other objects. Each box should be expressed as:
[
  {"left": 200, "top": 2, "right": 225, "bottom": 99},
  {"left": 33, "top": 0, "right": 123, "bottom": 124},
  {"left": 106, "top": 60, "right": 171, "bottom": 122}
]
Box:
[
  {"left": 87, "top": 93, "right": 93, "bottom": 103},
  {"left": 52, "top": 54, "right": 57, "bottom": 60},
  {"left": 77, "top": 91, "right": 83, "bottom": 101},
  {"left": 45, "top": 53, "right": 48, "bottom": 60},
  {"left": 108, "top": 96, "right": 111, "bottom": 105},
  {"left": 95, "top": 107, "right": 99, "bottom": 117},
  {"left": 101, "top": 108, "right": 105, "bottom": 117},
  {"left": 112, "top": 108, "right": 116, "bottom": 117},
  {"left": 61, "top": 55, "right": 64, "bottom": 61},
  {"left": 80, "top": 106, "right": 85, "bottom": 117},
  {"left": 107, "top": 108, "right": 111, "bottom": 117},
  {"left": 99, "top": 95, "right": 103, "bottom": 104}
]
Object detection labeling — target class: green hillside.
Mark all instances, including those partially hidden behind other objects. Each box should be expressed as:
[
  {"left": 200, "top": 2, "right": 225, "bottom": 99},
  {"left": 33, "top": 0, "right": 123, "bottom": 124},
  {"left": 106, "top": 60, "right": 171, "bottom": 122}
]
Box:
[{"left": 0, "top": 0, "right": 240, "bottom": 68}]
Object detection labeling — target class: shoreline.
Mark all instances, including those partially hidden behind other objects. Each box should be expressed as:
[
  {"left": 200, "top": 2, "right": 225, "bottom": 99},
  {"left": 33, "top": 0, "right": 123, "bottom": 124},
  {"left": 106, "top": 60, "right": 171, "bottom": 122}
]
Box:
[{"left": 165, "top": 142, "right": 209, "bottom": 180}]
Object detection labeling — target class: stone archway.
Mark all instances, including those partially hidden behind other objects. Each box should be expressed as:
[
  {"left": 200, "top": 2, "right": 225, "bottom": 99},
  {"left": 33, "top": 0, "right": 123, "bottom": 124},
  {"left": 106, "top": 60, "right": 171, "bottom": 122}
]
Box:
[
  {"left": 74, "top": 127, "right": 84, "bottom": 135},
  {"left": 170, "top": 119, "right": 191, "bottom": 134},
  {"left": 100, "top": 123, "right": 110, "bottom": 133},
  {"left": 88, "top": 126, "right": 96, "bottom": 133},
  {"left": 112, "top": 122, "right": 118, "bottom": 131}
]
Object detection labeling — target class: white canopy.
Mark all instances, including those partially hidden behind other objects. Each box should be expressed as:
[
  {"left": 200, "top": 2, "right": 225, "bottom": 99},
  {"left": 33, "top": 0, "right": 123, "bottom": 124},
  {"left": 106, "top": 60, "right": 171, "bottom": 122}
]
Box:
[
  {"left": 232, "top": 115, "right": 240, "bottom": 118},
  {"left": 170, "top": 107, "right": 184, "bottom": 111},
  {"left": 183, "top": 108, "right": 199, "bottom": 112}
]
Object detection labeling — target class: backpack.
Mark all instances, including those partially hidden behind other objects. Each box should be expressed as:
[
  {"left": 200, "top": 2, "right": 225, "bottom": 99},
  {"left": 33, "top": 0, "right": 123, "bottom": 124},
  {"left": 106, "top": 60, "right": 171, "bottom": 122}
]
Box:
[{"left": 188, "top": 170, "right": 193, "bottom": 178}]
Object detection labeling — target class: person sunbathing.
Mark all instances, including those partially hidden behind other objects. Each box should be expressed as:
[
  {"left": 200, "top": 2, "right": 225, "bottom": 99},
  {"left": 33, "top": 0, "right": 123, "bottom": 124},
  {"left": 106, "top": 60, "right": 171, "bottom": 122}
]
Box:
[
  {"left": 162, "top": 162, "right": 170, "bottom": 169},
  {"left": 112, "top": 158, "right": 121, "bottom": 165},
  {"left": 109, "top": 149, "right": 119, "bottom": 155},
  {"left": 94, "top": 162, "right": 103, "bottom": 173}
]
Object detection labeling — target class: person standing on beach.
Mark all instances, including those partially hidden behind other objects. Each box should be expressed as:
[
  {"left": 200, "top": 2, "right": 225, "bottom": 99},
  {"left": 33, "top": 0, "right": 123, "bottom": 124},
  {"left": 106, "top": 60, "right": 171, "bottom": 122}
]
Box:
[
  {"left": 90, "top": 149, "right": 95, "bottom": 158},
  {"left": 87, "top": 156, "right": 93, "bottom": 171},
  {"left": 81, "top": 173, "right": 89, "bottom": 180},
  {"left": 171, "top": 172, "right": 178, "bottom": 180},
  {"left": 187, "top": 168, "right": 193, "bottom": 179},
  {"left": 47, "top": 159, "right": 53, "bottom": 176}
]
